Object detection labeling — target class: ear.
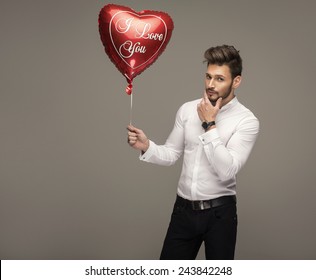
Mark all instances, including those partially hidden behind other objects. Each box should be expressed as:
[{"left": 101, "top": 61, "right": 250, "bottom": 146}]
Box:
[{"left": 232, "top": 75, "right": 242, "bottom": 89}]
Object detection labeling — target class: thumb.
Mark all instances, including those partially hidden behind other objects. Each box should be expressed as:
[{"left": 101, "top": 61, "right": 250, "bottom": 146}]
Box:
[
  {"left": 127, "top": 124, "right": 138, "bottom": 132},
  {"left": 127, "top": 125, "right": 144, "bottom": 136}
]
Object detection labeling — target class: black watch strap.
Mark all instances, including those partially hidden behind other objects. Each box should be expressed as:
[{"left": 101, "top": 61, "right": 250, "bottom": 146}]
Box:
[{"left": 202, "top": 121, "right": 216, "bottom": 131}]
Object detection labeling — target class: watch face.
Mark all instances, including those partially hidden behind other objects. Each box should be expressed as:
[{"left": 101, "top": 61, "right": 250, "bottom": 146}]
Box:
[{"left": 202, "top": 121, "right": 215, "bottom": 130}]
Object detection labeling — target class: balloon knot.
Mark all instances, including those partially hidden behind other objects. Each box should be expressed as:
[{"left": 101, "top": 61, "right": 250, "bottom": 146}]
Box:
[
  {"left": 126, "top": 83, "right": 133, "bottom": 95},
  {"left": 125, "top": 76, "right": 133, "bottom": 95}
]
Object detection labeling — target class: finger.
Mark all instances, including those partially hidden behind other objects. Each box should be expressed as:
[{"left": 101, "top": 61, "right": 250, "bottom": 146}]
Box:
[
  {"left": 128, "top": 132, "right": 137, "bottom": 139},
  {"left": 127, "top": 125, "right": 142, "bottom": 134},
  {"left": 203, "top": 91, "right": 210, "bottom": 101},
  {"left": 128, "top": 134, "right": 137, "bottom": 142},
  {"left": 128, "top": 137, "right": 136, "bottom": 144},
  {"left": 127, "top": 124, "right": 136, "bottom": 132},
  {"left": 216, "top": 97, "right": 223, "bottom": 108},
  {"left": 128, "top": 131, "right": 137, "bottom": 137}
]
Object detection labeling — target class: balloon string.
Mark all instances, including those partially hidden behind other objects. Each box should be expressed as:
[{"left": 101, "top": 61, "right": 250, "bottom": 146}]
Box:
[
  {"left": 124, "top": 75, "right": 133, "bottom": 124},
  {"left": 130, "top": 93, "right": 133, "bottom": 125}
]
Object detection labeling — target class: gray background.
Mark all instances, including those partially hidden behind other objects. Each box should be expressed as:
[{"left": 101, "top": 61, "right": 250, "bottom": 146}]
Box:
[{"left": 1, "top": 0, "right": 315, "bottom": 259}]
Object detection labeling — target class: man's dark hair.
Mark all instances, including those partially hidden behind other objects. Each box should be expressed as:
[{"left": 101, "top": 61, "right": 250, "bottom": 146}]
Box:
[{"left": 204, "top": 45, "right": 243, "bottom": 79}]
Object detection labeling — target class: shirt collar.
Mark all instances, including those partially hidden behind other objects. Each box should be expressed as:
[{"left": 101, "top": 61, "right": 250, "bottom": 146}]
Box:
[{"left": 220, "top": 96, "right": 238, "bottom": 113}]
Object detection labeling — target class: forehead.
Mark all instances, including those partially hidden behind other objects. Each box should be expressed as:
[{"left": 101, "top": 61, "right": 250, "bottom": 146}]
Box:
[{"left": 206, "top": 64, "right": 231, "bottom": 77}]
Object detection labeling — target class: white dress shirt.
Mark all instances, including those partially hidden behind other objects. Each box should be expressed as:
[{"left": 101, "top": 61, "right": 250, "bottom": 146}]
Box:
[{"left": 140, "top": 97, "right": 259, "bottom": 200}]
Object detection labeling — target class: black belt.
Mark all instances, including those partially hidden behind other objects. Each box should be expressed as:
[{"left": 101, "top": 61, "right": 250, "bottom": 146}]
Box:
[{"left": 176, "top": 195, "right": 236, "bottom": 211}]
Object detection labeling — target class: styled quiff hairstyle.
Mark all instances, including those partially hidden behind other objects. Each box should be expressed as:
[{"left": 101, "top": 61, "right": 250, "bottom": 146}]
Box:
[{"left": 204, "top": 45, "right": 242, "bottom": 79}]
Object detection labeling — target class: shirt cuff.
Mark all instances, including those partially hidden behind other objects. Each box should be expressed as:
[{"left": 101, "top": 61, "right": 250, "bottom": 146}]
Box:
[
  {"left": 139, "top": 140, "right": 155, "bottom": 161},
  {"left": 199, "top": 128, "right": 221, "bottom": 146}
]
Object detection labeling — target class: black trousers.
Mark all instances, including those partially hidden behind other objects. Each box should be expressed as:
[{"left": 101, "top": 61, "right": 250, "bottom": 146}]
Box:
[{"left": 160, "top": 195, "right": 237, "bottom": 260}]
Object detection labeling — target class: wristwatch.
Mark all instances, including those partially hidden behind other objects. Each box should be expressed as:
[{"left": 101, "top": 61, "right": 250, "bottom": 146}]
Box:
[{"left": 202, "top": 121, "right": 216, "bottom": 131}]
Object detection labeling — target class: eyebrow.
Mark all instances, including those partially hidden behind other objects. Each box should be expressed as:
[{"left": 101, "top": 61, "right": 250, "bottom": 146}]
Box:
[{"left": 206, "top": 73, "right": 226, "bottom": 78}]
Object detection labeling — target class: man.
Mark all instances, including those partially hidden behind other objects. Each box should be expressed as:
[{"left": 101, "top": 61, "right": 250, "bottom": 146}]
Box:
[{"left": 127, "top": 45, "right": 259, "bottom": 260}]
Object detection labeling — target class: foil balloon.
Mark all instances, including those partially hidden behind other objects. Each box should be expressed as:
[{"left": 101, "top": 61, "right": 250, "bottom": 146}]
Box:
[{"left": 98, "top": 4, "right": 174, "bottom": 95}]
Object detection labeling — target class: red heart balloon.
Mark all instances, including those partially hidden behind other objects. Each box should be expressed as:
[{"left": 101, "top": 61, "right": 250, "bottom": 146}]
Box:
[{"left": 98, "top": 4, "right": 174, "bottom": 94}]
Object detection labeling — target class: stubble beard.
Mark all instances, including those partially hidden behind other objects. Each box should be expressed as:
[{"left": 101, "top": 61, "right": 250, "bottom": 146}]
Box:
[{"left": 207, "top": 83, "right": 233, "bottom": 106}]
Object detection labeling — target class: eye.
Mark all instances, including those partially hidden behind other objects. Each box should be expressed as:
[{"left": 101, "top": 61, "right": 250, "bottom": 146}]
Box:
[
  {"left": 217, "top": 77, "right": 224, "bottom": 82},
  {"left": 206, "top": 74, "right": 211, "bottom": 80}
]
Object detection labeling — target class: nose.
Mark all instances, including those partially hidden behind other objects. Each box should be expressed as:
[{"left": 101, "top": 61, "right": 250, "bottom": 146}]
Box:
[{"left": 207, "top": 79, "right": 215, "bottom": 89}]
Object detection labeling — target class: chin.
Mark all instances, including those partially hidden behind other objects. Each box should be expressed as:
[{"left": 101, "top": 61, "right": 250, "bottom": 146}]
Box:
[{"left": 208, "top": 96, "right": 219, "bottom": 102}]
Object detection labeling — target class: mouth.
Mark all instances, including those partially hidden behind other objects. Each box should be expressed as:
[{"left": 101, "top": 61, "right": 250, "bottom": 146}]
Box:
[{"left": 206, "top": 89, "right": 218, "bottom": 97}]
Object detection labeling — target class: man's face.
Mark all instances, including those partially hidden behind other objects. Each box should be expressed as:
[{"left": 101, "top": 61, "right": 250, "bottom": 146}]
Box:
[{"left": 204, "top": 64, "right": 240, "bottom": 106}]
